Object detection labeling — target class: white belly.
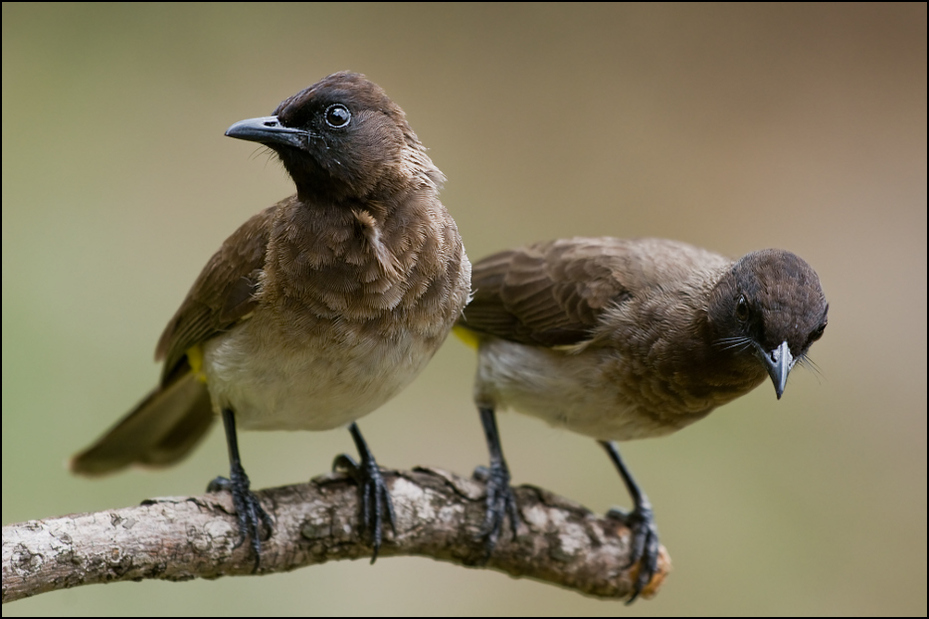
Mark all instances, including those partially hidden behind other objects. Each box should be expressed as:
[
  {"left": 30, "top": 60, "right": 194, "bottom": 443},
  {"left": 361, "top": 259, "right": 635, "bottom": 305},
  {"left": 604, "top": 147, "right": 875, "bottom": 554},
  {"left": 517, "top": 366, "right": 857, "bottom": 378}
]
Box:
[
  {"left": 474, "top": 338, "right": 682, "bottom": 441},
  {"left": 201, "top": 312, "right": 435, "bottom": 431}
]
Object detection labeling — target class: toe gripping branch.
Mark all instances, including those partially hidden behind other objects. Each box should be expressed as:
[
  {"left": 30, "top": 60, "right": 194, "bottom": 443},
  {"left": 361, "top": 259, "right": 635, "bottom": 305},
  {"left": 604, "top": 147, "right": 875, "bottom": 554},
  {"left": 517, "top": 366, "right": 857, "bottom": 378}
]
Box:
[
  {"left": 207, "top": 409, "right": 273, "bottom": 572},
  {"left": 332, "top": 422, "right": 397, "bottom": 563},
  {"left": 477, "top": 407, "right": 520, "bottom": 560},
  {"left": 600, "top": 440, "right": 661, "bottom": 604}
]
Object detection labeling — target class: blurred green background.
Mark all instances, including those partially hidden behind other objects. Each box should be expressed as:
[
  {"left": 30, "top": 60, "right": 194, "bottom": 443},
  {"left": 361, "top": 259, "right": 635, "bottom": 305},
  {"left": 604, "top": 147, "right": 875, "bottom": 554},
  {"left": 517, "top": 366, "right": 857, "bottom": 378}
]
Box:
[{"left": 3, "top": 3, "right": 926, "bottom": 616}]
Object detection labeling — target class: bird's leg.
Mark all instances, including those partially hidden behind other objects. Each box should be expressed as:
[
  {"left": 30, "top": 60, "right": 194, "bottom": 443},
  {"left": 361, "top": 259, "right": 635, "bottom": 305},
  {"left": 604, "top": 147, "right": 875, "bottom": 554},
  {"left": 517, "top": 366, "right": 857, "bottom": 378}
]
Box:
[
  {"left": 206, "top": 408, "right": 273, "bottom": 572},
  {"left": 600, "top": 440, "right": 660, "bottom": 604},
  {"left": 332, "top": 422, "right": 396, "bottom": 563},
  {"left": 475, "top": 406, "right": 520, "bottom": 559}
]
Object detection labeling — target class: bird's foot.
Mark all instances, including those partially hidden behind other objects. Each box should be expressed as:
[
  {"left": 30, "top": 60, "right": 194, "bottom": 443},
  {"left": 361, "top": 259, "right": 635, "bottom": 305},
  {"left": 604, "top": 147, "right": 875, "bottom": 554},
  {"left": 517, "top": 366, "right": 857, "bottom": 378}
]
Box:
[
  {"left": 606, "top": 502, "right": 660, "bottom": 603},
  {"left": 207, "top": 463, "right": 272, "bottom": 572},
  {"left": 333, "top": 453, "right": 396, "bottom": 563},
  {"left": 473, "top": 461, "right": 520, "bottom": 561}
]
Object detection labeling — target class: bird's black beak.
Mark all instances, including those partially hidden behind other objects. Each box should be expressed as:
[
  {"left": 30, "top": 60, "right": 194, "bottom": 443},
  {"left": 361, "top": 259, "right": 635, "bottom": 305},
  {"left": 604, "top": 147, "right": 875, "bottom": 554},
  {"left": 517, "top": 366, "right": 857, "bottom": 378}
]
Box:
[
  {"left": 759, "top": 340, "right": 794, "bottom": 399},
  {"left": 225, "top": 115, "right": 309, "bottom": 150}
]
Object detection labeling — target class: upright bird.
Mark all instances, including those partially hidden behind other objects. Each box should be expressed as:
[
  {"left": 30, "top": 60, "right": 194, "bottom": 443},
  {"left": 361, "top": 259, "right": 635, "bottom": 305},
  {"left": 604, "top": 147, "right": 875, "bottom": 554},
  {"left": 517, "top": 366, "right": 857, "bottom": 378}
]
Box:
[
  {"left": 456, "top": 237, "right": 827, "bottom": 600},
  {"left": 71, "top": 72, "right": 471, "bottom": 565}
]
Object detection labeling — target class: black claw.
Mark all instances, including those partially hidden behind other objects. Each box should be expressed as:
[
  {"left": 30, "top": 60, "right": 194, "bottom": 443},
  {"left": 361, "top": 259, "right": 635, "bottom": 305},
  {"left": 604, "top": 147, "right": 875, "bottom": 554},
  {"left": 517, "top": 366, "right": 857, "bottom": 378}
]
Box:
[
  {"left": 210, "top": 409, "right": 272, "bottom": 573},
  {"left": 477, "top": 459, "right": 520, "bottom": 560},
  {"left": 207, "top": 467, "right": 272, "bottom": 572},
  {"left": 600, "top": 441, "right": 660, "bottom": 604},
  {"left": 333, "top": 423, "right": 395, "bottom": 563},
  {"left": 477, "top": 407, "right": 520, "bottom": 560},
  {"left": 606, "top": 502, "right": 660, "bottom": 603}
]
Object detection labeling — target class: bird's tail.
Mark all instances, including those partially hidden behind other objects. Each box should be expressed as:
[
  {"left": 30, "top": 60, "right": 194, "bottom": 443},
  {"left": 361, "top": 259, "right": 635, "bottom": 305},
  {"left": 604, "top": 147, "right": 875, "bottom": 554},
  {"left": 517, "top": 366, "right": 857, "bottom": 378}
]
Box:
[{"left": 69, "top": 371, "right": 214, "bottom": 476}]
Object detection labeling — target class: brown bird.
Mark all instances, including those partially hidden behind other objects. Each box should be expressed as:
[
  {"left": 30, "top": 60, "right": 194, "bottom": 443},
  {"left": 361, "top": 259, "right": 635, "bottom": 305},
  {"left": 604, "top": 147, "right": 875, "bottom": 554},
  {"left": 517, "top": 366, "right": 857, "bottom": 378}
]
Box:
[
  {"left": 70, "top": 71, "right": 471, "bottom": 566},
  {"left": 456, "top": 237, "right": 827, "bottom": 601}
]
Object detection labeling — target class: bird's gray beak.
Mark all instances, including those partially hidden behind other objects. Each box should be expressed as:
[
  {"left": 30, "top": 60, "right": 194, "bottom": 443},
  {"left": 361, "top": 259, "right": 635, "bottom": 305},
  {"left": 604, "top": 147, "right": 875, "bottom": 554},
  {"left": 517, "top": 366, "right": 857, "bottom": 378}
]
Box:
[
  {"left": 225, "top": 115, "right": 308, "bottom": 150},
  {"left": 760, "top": 340, "right": 794, "bottom": 399}
]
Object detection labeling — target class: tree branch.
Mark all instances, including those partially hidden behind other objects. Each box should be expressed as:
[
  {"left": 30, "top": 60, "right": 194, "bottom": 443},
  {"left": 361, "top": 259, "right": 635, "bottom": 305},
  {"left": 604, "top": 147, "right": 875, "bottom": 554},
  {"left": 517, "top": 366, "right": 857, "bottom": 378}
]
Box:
[{"left": 2, "top": 467, "right": 669, "bottom": 604}]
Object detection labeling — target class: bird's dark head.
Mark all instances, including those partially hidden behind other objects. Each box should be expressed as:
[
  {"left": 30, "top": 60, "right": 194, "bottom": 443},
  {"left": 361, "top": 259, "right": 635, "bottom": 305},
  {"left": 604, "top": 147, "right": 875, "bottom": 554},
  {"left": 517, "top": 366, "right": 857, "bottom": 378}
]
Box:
[
  {"left": 708, "top": 249, "right": 828, "bottom": 399},
  {"left": 225, "top": 71, "right": 444, "bottom": 203}
]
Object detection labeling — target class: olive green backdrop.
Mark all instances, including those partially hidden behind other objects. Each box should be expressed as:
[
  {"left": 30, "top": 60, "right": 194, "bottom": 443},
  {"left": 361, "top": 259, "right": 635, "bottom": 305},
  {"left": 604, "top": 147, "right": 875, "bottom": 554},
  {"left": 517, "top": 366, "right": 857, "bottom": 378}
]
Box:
[{"left": 3, "top": 3, "right": 926, "bottom": 616}]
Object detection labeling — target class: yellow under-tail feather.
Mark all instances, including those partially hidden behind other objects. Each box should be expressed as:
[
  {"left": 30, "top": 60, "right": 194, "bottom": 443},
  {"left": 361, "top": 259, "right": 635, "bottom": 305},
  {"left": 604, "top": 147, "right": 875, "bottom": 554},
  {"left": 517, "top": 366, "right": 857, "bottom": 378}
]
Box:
[
  {"left": 452, "top": 324, "right": 481, "bottom": 350},
  {"left": 186, "top": 344, "right": 208, "bottom": 383}
]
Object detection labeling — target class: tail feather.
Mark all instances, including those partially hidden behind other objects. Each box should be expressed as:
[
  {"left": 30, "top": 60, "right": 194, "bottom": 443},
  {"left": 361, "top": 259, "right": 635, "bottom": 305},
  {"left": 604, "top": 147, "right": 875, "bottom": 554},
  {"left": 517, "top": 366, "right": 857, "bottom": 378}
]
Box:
[{"left": 70, "top": 372, "right": 214, "bottom": 476}]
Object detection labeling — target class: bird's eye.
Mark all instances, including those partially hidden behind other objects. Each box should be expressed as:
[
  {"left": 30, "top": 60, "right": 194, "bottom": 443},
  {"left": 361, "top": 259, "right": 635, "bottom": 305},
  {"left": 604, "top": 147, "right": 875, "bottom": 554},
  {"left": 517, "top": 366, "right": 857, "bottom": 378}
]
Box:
[
  {"left": 809, "top": 321, "right": 827, "bottom": 343},
  {"left": 325, "top": 104, "right": 351, "bottom": 128},
  {"left": 735, "top": 295, "right": 750, "bottom": 322}
]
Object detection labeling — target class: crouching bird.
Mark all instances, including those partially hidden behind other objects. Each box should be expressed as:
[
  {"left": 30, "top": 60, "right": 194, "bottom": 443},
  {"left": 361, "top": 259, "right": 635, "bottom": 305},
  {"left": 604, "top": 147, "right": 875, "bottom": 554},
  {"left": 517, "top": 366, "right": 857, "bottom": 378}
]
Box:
[
  {"left": 70, "top": 71, "right": 471, "bottom": 567},
  {"left": 456, "top": 237, "right": 827, "bottom": 601}
]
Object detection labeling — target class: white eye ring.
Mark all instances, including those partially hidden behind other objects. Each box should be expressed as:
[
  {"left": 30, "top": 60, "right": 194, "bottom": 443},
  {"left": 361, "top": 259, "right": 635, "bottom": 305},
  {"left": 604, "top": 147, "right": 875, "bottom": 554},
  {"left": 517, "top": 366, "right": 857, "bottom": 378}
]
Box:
[{"left": 325, "top": 104, "right": 351, "bottom": 128}]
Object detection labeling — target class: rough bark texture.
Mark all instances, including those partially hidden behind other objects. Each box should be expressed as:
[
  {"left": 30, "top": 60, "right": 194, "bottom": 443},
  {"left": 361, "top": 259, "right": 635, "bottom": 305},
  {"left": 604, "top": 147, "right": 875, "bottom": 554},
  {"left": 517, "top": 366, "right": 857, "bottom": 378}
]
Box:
[{"left": 2, "top": 467, "right": 670, "bottom": 603}]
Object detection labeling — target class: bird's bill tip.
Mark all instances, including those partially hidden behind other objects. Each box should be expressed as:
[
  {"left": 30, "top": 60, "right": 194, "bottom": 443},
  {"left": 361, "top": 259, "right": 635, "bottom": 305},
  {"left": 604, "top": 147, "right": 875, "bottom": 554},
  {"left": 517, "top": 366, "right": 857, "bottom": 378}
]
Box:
[{"left": 761, "top": 340, "right": 793, "bottom": 399}]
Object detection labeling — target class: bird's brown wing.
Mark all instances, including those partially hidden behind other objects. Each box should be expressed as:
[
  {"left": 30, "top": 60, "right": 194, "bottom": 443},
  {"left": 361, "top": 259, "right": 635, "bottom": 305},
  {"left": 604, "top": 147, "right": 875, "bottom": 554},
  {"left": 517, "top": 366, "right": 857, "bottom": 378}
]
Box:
[
  {"left": 156, "top": 203, "right": 279, "bottom": 384},
  {"left": 460, "top": 237, "right": 635, "bottom": 347},
  {"left": 71, "top": 204, "right": 280, "bottom": 476}
]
